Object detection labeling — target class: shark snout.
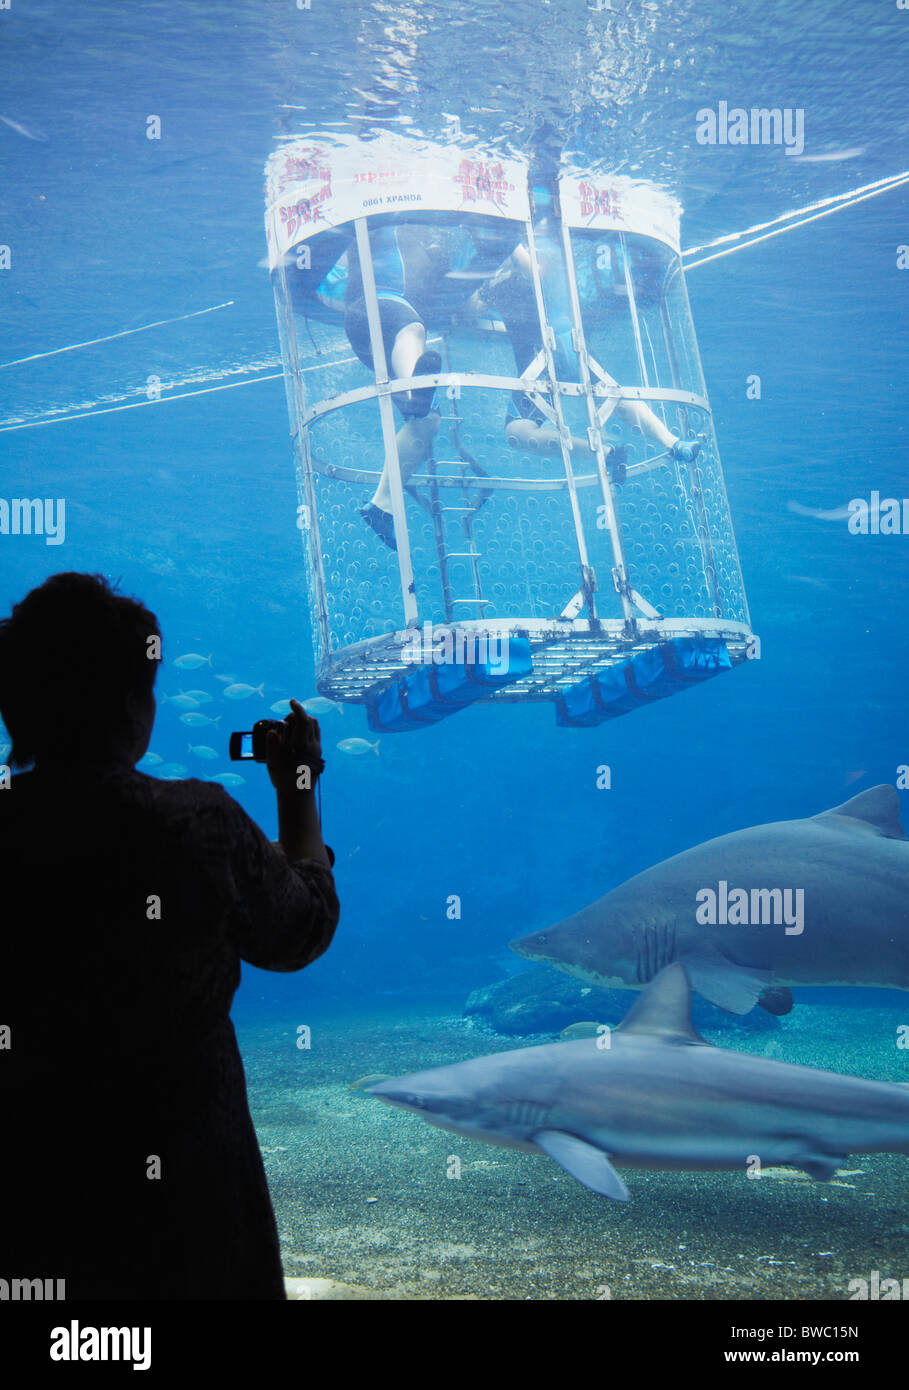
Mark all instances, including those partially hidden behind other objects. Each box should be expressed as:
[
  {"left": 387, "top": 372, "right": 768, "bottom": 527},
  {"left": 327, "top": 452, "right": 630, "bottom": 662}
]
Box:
[
  {"left": 367, "top": 1078, "right": 428, "bottom": 1111},
  {"left": 509, "top": 927, "right": 556, "bottom": 962},
  {"left": 368, "top": 1075, "right": 483, "bottom": 1133},
  {"left": 510, "top": 917, "right": 631, "bottom": 988}
]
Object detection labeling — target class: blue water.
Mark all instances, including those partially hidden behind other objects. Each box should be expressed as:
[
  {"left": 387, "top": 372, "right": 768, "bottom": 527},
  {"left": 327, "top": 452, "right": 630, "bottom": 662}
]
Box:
[{"left": 3, "top": 0, "right": 909, "bottom": 1299}]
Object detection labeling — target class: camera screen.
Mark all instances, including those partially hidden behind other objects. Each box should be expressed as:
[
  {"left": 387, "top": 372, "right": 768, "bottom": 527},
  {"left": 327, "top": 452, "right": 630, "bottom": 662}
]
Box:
[{"left": 238, "top": 733, "right": 254, "bottom": 760}]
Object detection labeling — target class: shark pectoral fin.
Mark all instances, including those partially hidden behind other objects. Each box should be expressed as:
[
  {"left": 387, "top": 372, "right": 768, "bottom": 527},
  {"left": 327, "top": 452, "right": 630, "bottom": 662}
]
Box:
[
  {"left": 680, "top": 947, "right": 771, "bottom": 1015},
  {"left": 797, "top": 1155, "right": 844, "bottom": 1183},
  {"left": 534, "top": 1130, "right": 630, "bottom": 1201}
]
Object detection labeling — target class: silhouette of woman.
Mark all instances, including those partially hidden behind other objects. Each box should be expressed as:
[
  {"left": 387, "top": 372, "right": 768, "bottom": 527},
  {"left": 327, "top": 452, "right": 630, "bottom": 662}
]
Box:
[{"left": 0, "top": 572, "right": 339, "bottom": 1300}]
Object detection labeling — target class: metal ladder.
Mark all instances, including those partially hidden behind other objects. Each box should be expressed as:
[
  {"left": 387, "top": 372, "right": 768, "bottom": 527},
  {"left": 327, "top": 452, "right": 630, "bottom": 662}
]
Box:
[{"left": 406, "top": 337, "right": 492, "bottom": 624}]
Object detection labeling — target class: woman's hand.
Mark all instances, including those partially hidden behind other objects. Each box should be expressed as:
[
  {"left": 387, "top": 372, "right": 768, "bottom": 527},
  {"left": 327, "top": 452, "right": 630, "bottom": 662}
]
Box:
[{"left": 266, "top": 699, "right": 323, "bottom": 795}]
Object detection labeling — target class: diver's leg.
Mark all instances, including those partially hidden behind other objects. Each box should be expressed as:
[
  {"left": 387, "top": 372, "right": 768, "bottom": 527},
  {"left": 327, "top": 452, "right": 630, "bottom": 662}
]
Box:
[
  {"left": 361, "top": 411, "right": 441, "bottom": 550},
  {"left": 361, "top": 308, "right": 443, "bottom": 548},
  {"left": 390, "top": 323, "right": 441, "bottom": 419},
  {"left": 372, "top": 413, "right": 441, "bottom": 509},
  {"left": 499, "top": 310, "right": 605, "bottom": 459},
  {"left": 390, "top": 322, "right": 425, "bottom": 378},
  {"left": 615, "top": 399, "right": 701, "bottom": 462},
  {"left": 369, "top": 319, "right": 440, "bottom": 497},
  {"left": 388, "top": 322, "right": 425, "bottom": 412},
  {"left": 615, "top": 399, "right": 675, "bottom": 448},
  {"left": 505, "top": 417, "right": 593, "bottom": 455},
  {"left": 504, "top": 416, "right": 626, "bottom": 482}
]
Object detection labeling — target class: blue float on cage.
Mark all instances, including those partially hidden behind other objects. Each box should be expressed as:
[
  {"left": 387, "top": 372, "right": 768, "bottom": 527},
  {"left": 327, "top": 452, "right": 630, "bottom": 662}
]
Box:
[
  {"left": 555, "top": 636, "right": 733, "bottom": 727},
  {"left": 366, "top": 633, "right": 534, "bottom": 732}
]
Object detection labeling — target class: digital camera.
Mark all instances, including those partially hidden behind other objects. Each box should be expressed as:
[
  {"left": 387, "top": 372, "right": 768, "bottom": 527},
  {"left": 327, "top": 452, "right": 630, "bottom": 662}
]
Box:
[{"left": 228, "top": 720, "right": 284, "bottom": 762}]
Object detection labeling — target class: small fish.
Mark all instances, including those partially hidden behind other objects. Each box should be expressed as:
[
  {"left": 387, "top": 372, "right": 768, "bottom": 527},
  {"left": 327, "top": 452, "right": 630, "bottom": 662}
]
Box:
[
  {"left": 224, "top": 683, "right": 264, "bottom": 700},
  {"left": 0, "top": 114, "right": 49, "bottom": 142},
  {"left": 302, "top": 696, "right": 344, "bottom": 717},
  {"left": 173, "top": 653, "right": 213, "bottom": 671},
  {"left": 156, "top": 762, "right": 189, "bottom": 779},
  {"left": 787, "top": 500, "right": 851, "bottom": 522},
  {"left": 270, "top": 696, "right": 342, "bottom": 717},
  {"left": 337, "top": 738, "right": 380, "bottom": 757},
  {"left": 137, "top": 751, "right": 163, "bottom": 768},
  {"left": 162, "top": 693, "right": 200, "bottom": 711},
  {"left": 844, "top": 770, "right": 867, "bottom": 787},
  {"left": 214, "top": 673, "right": 237, "bottom": 683},
  {"left": 179, "top": 711, "right": 221, "bottom": 727},
  {"left": 349, "top": 1073, "right": 393, "bottom": 1092},
  {"left": 182, "top": 689, "right": 214, "bottom": 705},
  {"left": 789, "top": 146, "right": 865, "bottom": 163},
  {"left": 559, "top": 1022, "right": 606, "bottom": 1041},
  {"left": 208, "top": 772, "right": 245, "bottom": 787},
  {"left": 188, "top": 744, "right": 219, "bottom": 760},
  {"left": 783, "top": 574, "right": 830, "bottom": 591}
]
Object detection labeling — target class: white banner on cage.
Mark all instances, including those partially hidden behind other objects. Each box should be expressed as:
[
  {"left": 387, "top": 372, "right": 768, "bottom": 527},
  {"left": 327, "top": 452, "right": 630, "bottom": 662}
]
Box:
[
  {"left": 558, "top": 172, "right": 682, "bottom": 255},
  {"left": 265, "top": 135, "right": 530, "bottom": 268}
]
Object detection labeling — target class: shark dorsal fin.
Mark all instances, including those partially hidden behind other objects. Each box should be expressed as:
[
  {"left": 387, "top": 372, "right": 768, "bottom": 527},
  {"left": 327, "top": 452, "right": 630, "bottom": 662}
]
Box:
[
  {"left": 618, "top": 964, "right": 708, "bottom": 1045},
  {"left": 813, "top": 784, "right": 907, "bottom": 841}
]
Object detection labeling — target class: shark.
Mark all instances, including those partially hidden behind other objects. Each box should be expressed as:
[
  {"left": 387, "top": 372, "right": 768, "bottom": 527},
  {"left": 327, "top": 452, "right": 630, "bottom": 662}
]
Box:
[
  {"left": 368, "top": 964, "right": 909, "bottom": 1200},
  {"left": 509, "top": 785, "right": 909, "bottom": 1015}
]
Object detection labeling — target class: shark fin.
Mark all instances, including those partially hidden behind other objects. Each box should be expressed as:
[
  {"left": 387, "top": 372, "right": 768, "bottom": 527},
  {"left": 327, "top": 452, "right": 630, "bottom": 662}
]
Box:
[
  {"left": 534, "top": 1130, "right": 630, "bottom": 1200},
  {"left": 618, "top": 962, "right": 709, "bottom": 1044},
  {"left": 678, "top": 946, "right": 771, "bottom": 1015},
  {"left": 813, "top": 784, "right": 907, "bottom": 841},
  {"left": 797, "top": 1155, "right": 843, "bottom": 1183}
]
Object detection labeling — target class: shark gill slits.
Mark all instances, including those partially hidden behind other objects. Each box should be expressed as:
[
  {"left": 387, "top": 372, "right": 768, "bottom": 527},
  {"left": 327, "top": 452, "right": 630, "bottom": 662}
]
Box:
[
  {"left": 508, "top": 1100, "right": 549, "bottom": 1129},
  {"left": 637, "top": 923, "right": 677, "bottom": 982}
]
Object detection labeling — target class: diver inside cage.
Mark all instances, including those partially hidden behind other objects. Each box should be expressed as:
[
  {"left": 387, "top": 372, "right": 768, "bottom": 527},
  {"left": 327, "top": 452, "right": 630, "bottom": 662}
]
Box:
[
  {"left": 468, "top": 191, "right": 703, "bottom": 473},
  {"left": 288, "top": 216, "right": 515, "bottom": 550}
]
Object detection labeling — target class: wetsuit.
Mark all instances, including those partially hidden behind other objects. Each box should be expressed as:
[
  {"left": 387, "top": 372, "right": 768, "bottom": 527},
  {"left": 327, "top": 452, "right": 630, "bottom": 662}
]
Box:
[
  {"left": 480, "top": 223, "right": 579, "bottom": 429},
  {"left": 343, "top": 225, "right": 423, "bottom": 370}
]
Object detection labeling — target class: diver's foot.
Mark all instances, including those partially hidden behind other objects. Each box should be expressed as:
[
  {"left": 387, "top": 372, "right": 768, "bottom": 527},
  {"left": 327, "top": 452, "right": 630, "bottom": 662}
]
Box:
[
  {"left": 401, "top": 351, "right": 442, "bottom": 418},
  {"left": 607, "top": 444, "right": 627, "bottom": 485},
  {"left": 670, "top": 436, "right": 702, "bottom": 464},
  {"left": 359, "top": 503, "right": 397, "bottom": 551}
]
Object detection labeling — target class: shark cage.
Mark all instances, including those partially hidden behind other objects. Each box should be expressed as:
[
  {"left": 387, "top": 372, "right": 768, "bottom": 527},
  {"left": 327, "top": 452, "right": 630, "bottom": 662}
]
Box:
[{"left": 264, "top": 135, "right": 753, "bottom": 731}]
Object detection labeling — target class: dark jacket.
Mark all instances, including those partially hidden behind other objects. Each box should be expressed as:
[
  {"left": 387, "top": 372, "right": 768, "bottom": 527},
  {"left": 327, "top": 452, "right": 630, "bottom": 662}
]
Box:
[{"left": 0, "top": 767, "right": 339, "bottom": 1300}]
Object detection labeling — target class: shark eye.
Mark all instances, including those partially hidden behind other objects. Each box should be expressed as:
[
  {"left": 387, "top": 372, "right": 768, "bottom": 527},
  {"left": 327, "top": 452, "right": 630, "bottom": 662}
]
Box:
[{"left": 405, "top": 1093, "right": 427, "bottom": 1110}]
